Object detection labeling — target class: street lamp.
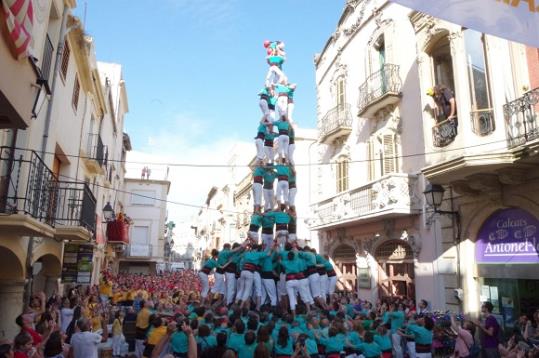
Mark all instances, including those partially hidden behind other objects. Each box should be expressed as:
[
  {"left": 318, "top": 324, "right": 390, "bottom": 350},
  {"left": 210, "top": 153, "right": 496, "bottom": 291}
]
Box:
[
  {"left": 102, "top": 202, "right": 115, "bottom": 222},
  {"left": 423, "top": 183, "right": 446, "bottom": 210}
]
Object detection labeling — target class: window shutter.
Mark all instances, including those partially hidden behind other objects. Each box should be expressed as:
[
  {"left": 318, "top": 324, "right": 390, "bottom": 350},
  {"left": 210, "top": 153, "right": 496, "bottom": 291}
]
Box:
[
  {"left": 383, "top": 23, "right": 395, "bottom": 65},
  {"left": 382, "top": 134, "right": 397, "bottom": 175},
  {"left": 343, "top": 160, "right": 349, "bottom": 191},
  {"left": 367, "top": 140, "right": 376, "bottom": 181},
  {"left": 337, "top": 77, "right": 345, "bottom": 110}
]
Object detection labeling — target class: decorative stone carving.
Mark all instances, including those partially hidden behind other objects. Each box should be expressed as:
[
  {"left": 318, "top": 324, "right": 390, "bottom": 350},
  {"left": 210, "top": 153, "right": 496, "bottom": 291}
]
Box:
[
  {"left": 497, "top": 168, "right": 527, "bottom": 185},
  {"left": 343, "top": 0, "right": 371, "bottom": 37},
  {"left": 466, "top": 174, "right": 501, "bottom": 193},
  {"left": 400, "top": 230, "right": 422, "bottom": 257}
]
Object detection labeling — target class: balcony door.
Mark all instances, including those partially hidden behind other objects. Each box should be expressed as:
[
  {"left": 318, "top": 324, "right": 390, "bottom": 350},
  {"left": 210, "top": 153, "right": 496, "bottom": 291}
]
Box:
[
  {"left": 375, "top": 240, "right": 415, "bottom": 299},
  {"left": 333, "top": 244, "right": 357, "bottom": 292},
  {"left": 131, "top": 226, "right": 150, "bottom": 256}
]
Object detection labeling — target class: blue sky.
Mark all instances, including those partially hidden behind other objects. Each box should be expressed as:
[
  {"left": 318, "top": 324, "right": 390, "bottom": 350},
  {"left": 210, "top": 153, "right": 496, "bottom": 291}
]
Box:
[
  {"left": 75, "top": 0, "right": 345, "bottom": 223},
  {"left": 76, "top": 0, "right": 343, "bottom": 150}
]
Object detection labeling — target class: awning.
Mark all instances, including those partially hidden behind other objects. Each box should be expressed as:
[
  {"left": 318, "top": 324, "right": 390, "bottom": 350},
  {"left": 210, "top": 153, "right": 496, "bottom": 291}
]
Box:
[
  {"left": 389, "top": 0, "right": 539, "bottom": 48},
  {"left": 1, "top": 0, "right": 33, "bottom": 59}
]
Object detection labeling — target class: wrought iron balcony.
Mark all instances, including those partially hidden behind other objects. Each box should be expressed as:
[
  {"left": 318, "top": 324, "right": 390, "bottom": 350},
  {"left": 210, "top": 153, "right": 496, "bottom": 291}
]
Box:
[
  {"left": 126, "top": 244, "right": 154, "bottom": 258},
  {"left": 0, "top": 147, "right": 57, "bottom": 237},
  {"left": 309, "top": 173, "right": 420, "bottom": 229},
  {"left": 54, "top": 181, "right": 96, "bottom": 241},
  {"left": 318, "top": 104, "right": 353, "bottom": 144},
  {"left": 84, "top": 133, "right": 107, "bottom": 174},
  {"left": 358, "top": 64, "right": 402, "bottom": 118},
  {"left": 432, "top": 118, "right": 458, "bottom": 147},
  {"left": 504, "top": 87, "right": 539, "bottom": 148},
  {"left": 471, "top": 109, "right": 495, "bottom": 136}
]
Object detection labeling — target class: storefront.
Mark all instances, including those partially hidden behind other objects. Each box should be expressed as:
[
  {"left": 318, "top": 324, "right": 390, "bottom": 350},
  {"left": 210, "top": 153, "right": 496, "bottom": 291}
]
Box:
[{"left": 474, "top": 208, "right": 539, "bottom": 332}]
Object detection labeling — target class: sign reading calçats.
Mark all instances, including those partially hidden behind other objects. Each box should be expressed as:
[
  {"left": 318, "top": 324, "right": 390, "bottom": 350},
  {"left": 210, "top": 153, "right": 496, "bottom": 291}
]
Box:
[
  {"left": 476, "top": 208, "right": 539, "bottom": 264},
  {"left": 61, "top": 244, "right": 94, "bottom": 284}
]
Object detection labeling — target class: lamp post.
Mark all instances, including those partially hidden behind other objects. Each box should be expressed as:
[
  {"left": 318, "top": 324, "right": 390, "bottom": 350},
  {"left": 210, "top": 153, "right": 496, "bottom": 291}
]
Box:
[{"left": 102, "top": 202, "right": 115, "bottom": 222}]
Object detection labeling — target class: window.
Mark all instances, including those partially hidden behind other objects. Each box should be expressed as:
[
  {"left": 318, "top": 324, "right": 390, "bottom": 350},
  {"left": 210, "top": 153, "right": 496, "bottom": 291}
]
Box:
[
  {"left": 337, "top": 76, "right": 346, "bottom": 111},
  {"left": 368, "top": 133, "right": 398, "bottom": 180},
  {"left": 336, "top": 157, "right": 349, "bottom": 193},
  {"left": 381, "top": 134, "right": 397, "bottom": 175},
  {"left": 72, "top": 76, "right": 80, "bottom": 111},
  {"left": 464, "top": 29, "right": 494, "bottom": 135},
  {"left": 430, "top": 36, "right": 455, "bottom": 92},
  {"left": 131, "top": 189, "right": 156, "bottom": 206},
  {"left": 60, "top": 40, "right": 70, "bottom": 80}
]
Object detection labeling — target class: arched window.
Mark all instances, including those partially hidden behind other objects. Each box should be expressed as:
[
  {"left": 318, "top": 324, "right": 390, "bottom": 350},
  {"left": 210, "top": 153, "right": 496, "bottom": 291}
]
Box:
[
  {"left": 336, "top": 156, "right": 349, "bottom": 193},
  {"left": 429, "top": 35, "right": 455, "bottom": 92}
]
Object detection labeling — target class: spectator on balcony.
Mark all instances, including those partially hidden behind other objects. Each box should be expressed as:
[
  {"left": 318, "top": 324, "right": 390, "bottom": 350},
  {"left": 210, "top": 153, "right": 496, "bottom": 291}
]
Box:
[{"left": 427, "top": 85, "right": 456, "bottom": 124}]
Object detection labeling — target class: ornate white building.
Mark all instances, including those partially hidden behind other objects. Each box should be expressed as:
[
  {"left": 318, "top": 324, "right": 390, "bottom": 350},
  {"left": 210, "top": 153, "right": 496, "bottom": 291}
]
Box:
[{"left": 311, "top": 0, "right": 539, "bottom": 320}]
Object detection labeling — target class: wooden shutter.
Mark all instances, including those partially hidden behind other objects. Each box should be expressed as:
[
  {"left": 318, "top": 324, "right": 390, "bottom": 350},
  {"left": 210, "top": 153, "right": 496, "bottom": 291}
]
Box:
[
  {"left": 343, "top": 160, "right": 349, "bottom": 191},
  {"left": 382, "top": 134, "right": 397, "bottom": 175},
  {"left": 337, "top": 77, "right": 345, "bottom": 110},
  {"left": 367, "top": 139, "right": 376, "bottom": 181}
]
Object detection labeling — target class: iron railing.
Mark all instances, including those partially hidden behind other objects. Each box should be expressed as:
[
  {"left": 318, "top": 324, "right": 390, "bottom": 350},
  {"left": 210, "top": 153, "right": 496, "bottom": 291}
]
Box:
[
  {"left": 0, "top": 147, "right": 57, "bottom": 225},
  {"left": 432, "top": 118, "right": 458, "bottom": 147},
  {"left": 55, "top": 181, "right": 96, "bottom": 233},
  {"left": 358, "top": 64, "right": 402, "bottom": 115},
  {"left": 86, "top": 133, "right": 107, "bottom": 167},
  {"left": 310, "top": 173, "right": 419, "bottom": 228},
  {"left": 471, "top": 109, "right": 495, "bottom": 136},
  {"left": 127, "top": 244, "right": 154, "bottom": 257},
  {"left": 318, "top": 104, "right": 353, "bottom": 142},
  {"left": 504, "top": 87, "right": 539, "bottom": 148}
]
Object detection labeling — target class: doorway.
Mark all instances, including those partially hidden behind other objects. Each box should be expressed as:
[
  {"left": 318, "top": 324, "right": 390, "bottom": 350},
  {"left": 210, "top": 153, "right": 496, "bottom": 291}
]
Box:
[{"left": 375, "top": 240, "right": 415, "bottom": 299}]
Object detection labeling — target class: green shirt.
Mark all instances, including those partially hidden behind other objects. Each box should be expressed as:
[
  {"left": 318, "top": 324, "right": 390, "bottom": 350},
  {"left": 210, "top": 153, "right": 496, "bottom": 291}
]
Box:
[
  {"left": 374, "top": 334, "right": 392, "bottom": 350},
  {"left": 263, "top": 169, "right": 277, "bottom": 188},
  {"left": 243, "top": 251, "right": 268, "bottom": 266},
  {"left": 388, "top": 311, "right": 405, "bottom": 333},
  {"left": 299, "top": 251, "right": 316, "bottom": 267},
  {"left": 227, "top": 332, "right": 245, "bottom": 353},
  {"left": 217, "top": 249, "right": 232, "bottom": 266},
  {"left": 250, "top": 214, "right": 262, "bottom": 227},
  {"left": 408, "top": 324, "right": 433, "bottom": 345},
  {"left": 171, "top": 331, "right": 189, "bottom": 353},
  {"left": 275, "top": 164, "right": 290, "bottom": 177},
  {"left": 274, "top": 119, "right": 290, "bottom": 132},
  {"left": 262, "top": 214, "right": 275, "bottom": 229},
  {"left": 203, "top": 258, "right": 218, "bottom": 271},
  {"left": 271, "top": 211, "right": 290, "bottom": 225},
  {"left": 238, "top": 342, "right": 256, "bottom": 358},
  {"left": 358, "top": 342, "right": 382, "bottom": 358},
  {"left": 280, "top": 254, "right": 302, "bottom": 274},
  {"left": 319, "top": 334, "right": 345, "bottom": 353},
  {"left": 253, "top": 167, "right": 265, "bottom": 177}
]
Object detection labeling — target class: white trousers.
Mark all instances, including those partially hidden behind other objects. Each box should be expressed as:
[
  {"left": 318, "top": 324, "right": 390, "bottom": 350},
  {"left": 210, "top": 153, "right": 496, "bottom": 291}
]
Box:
[
  {"left": 264, "top": 145, "right": 274, "bottom": 164},
  {"left": 277, "top": 135, "right": 289, "bottom": 161},
  {"left": 276, "top": 229, "right": 288, "bottom": 249},
  {"left": 199, "top": 272, "right": 210, "bottom": 298},
  {"left": 262, "top": 278, "right": 278, "bottom": 306},
  {"left": 265, "top": 65, "right": 286, "bottom": 87},
  {"left": 286, "top": 279, "right": 301, "bottom": 311},
  {"left": 225, "top": 272, "right": 236, "bottom": 305},
  {"left": 259, "top": 99, "right": 271, "bottom": 123},
  {"left": 249, "top": 230, "right": 260, "bottom": 243},
  {"left": 276, "top": 96, "right": 288, "bottom": 119},
  {"left": 112, "top": 335, "right": 124, "bottom": 356},
  {"left": 255, "top": 138, "right": 264, "bottom": 160},
  {"left": 288, "top": 143, "right": 295, "bottom": 165},
  {"left": 252, "top": 182, "right": 263, "bottom": 206},
  {"left": 252, "top": 272, "right": 262, "bottom": 298},
  {"left": 288, "top": 187, "right": 297, "bottom": 207},
  {"left": 299, "top": 278, "right": 314, "bottom": 304},
  {"left": 135, "top": 339, "right": 145, "bottom": 358},
  {"left": 276, "top": 180, "right": 289, "bottom": 205},
  {"left": 212, "top": 272, "right": 226, "bottom": 295},
  {"left": 308, "top": 273, "right": 322, "bottom": 299},
  {"left": 407, "top": 341, "right": 416, "bottom": 358},
  {"left": 239, "top": 270, "right": 255, "bottom": 302},
  {"left": 288, "top": 102, "right": 295, "bottom": 123},
  {"left": 328, "top": 275, "right": 338, "bottom": 295},
  {"left": 288, "top": 233, "right": 297, "bottom": 243},
  {"left": 319, "top": 274, "right": 328, "bottom": 298},
  {"left": 261, "top": 233, "right": 274, "bottom": 250},
  {"left": 278, "top": 273, "right": 287, "bottom": 297},
  {"left": 263, "top": 188, "right": 274, "bottom": 210},
  {"left": 392, "top": 333, "right": 403, "bottom": 358}
]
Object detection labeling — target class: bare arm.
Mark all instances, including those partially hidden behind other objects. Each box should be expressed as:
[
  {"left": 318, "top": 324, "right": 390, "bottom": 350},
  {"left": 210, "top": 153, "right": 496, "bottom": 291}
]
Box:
[{"left": 449, "top": 98, "right": 456, "bottom": 118}]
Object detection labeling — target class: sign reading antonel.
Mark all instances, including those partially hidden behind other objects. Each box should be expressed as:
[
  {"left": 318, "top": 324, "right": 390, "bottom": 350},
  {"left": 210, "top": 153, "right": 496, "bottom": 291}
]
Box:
[
  {"left": 389, "top": 0, "right": 539, "bottom": 48},
  {"left": 476, "top": 208, "right": 539, "bottom": 264},
  {"left": 61, "top": 244, "right": 94, "bottom": 284}
]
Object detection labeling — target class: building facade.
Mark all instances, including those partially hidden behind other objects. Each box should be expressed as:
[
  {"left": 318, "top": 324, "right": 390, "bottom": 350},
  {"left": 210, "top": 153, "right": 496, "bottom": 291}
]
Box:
[
  {"left": 0, "top": 0, "right": 130, "bottom": 338},
  {"left": 311, "top": 0, "right": 539, "bottom": 322},
  {"left": 118, "top": 178, "right": 170, "bottom": 274}
]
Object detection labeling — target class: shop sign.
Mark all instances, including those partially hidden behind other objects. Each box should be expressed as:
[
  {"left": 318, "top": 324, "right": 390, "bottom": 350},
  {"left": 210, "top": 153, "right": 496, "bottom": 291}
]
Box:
[
  {"left": 476, "top": 208, "right": 539, "bottom": 264},
  {"left": 61, "top": 244, "right": 94, "bottom": 284}
]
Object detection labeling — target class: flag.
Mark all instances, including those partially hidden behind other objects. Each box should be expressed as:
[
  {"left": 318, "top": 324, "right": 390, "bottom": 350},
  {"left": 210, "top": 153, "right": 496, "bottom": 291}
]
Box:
[
  {"left": 1, "top": 0, "right": 34, "bottom": 59},
  {"left": 389, "top": 0, "right": 539, "bottom": 48}
]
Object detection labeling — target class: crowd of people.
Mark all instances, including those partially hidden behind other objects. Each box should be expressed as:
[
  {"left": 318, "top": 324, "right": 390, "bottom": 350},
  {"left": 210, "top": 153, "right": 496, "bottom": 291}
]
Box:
[{"left": 2, "top": 270, "right": 539, "bottom": 358}]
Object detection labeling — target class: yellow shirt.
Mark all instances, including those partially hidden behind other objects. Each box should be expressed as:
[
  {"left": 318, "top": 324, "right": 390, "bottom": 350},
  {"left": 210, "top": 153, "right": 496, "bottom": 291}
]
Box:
[
  {"left": 91, "top": 316, "right": 102, "bottom": 332},
  {"left": 112, "top": 318, "right": 123, "bottom": 336},
  {"left": 99, "top": 281, "right": 112, "bottom": 296},
  {"left": 127, "top": 290, "right": 136, "bottom": 300},
  {"left": 136, "top": 308, "right": 151, "bottom": 329},
  {"left": 147, "top": 325, "right": 167, "bottom": 345},
  {"left": 112, "top": 292, "right": 123, "bottom": 304}
]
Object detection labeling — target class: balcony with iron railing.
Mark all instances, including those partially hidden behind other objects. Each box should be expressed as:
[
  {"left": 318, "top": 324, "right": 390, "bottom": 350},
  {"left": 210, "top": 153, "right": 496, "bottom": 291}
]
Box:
[
  {"left": 504, "top": 87, "right": 539, "bottom": 148},
  {"left": 0, "top": 147, "right": 57, "bottom": 237},
  {"left": 309, "top": 173, "right": 420, "bottom": 230},
  {"left": 125, "top": 244, "right": 156, "bottom": 259},
  {"left": 54, "top": 181, "right": 96, "bottom": 242},
  {"left": 432, "top": 118, "right": 459, "bottom": 147},
  {"left": 83, "top": 133, "right": 107, "bottom": 174},
  {"left": 318, "top": 104, "right": 353, "bottom": 144},
  {"left": 358, "top": 64, "right": 402, "bottom": 118}
]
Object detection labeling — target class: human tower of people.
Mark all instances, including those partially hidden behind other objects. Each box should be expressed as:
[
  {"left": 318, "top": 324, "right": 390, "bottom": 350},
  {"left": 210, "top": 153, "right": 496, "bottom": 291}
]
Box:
[{"left": 197, "top": 40, "right": 338, "bottom": 318}]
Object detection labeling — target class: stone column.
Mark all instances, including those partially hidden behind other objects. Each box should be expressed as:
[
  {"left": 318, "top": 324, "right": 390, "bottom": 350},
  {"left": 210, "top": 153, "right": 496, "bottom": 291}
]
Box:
[{"left": 0, "top": 281, "right": 25, "bottom": 339}]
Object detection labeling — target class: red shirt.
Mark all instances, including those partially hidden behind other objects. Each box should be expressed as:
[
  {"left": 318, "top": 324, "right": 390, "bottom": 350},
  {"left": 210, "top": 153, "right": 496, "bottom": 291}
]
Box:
[{"left": 23, "top": 327, "right": 43, "bottom": 346}]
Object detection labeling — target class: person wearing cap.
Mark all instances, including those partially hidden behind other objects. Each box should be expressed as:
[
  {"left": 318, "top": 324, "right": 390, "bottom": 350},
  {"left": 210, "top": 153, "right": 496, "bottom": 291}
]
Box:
[{"left": 426, "top": 85, "right": 456, "bottom": 123}]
